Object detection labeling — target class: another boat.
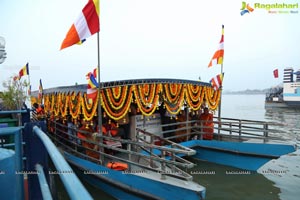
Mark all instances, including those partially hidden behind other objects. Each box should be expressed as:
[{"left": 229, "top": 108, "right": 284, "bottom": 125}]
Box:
[
  {"left": 265, "top": 68, "right": 300, "bottom": 109},
  {"left": 31, "top": 78, "right": 297, "bottom": 200}
]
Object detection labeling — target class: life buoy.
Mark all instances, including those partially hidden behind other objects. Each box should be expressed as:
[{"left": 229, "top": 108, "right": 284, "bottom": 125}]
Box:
[{"left": 106, "top": 162, "right": 128, "bottom": 171}]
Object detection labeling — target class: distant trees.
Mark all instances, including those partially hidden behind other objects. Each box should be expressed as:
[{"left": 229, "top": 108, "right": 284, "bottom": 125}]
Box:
[{"left": 0, "top": 77, "right": 29, "bottom": 110}]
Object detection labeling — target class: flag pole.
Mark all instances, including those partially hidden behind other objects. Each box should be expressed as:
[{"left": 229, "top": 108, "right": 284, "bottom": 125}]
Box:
[
  {"left": 217, "top": 25, "right": 224, "bottom": 138},
  {"left": 217, "top": 63, "right": 223, "bottom": 138},
  {"left": 96, "top": 31, "right": 104, "bottom": 163}
]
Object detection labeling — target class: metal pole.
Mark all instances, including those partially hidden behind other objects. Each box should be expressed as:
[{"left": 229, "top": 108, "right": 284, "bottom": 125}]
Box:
[
  {"left": 217, "top": 63, "right": 223, "bottom": 139},
  {"left": 217, "top": 25, "right": 224, "bottom": 138},
  {"left": 97, "top": 32, "right": 104, "bottom": 163},
  {"left": 35, "top": 164, "right": 53, "bottom": 200}
]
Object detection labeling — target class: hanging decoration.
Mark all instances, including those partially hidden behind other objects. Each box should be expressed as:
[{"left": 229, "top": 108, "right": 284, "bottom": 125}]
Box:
[
  {"left": 133, "top": 83, "right": 162, "bottom": 116},
  {"left": 33, "top": 81, "right": 221, "bottom": 122},
  {"left": 101, "top": 86, "right": 133, "bottom": 121},
  {"left": 185, "top": 84, "right": 205, "bottom": 111},
  {"left": 163, "top": 83, "right": 185, "bottom": 115}
]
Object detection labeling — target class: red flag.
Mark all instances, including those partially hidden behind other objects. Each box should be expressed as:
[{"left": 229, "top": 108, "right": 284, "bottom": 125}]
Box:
[
  {"left": 273, "top": 69, "right": 279, "bottom": 78},
  {"left": 60, "top": 0, "right": 100, "bottom": 50}
]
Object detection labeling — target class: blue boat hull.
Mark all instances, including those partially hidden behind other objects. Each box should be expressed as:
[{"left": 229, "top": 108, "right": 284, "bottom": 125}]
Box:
[
  {"left": 64, "top": 152, "right": 205, "bottom": 200},
  {"left": 180, "top": 140, "right": 296, "bottom": 171}
]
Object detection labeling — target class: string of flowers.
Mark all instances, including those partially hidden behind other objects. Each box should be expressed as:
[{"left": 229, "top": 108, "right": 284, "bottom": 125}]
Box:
[
  {"left": 205, "top": 87, "right": 221, "bottom": 110},
  {"left": 59, "top": 93, "right": 69, "bottom": 117},
  {"left": 137, "top": 83, "right": 158, "bottom": 106},
  {"left": 81, "top": 93, "right": 98, "bottom": 121},
  {"left": 185, "top": 84, "right": 205, "bottom": 111},
  {"left": 53, "top": 94, "right": 60, "bottom": 116},
  {"left": 32, "top": 82, "right": 221, "bottom": 121},
  {"left": 133, "top": 84, "right": 162, "bottom": 116},
  {"left": 43, "top": 95, "right": 50, "bottom": 113},
  {"left": 163, "top": 84, "right": 185, "bottom": 115},
  {"left": 69, "top": 92, "right": 82, "bottom": 119},
  {"left": 164, "top": 83, "right": 183, "bottom": 103},
  {"left": 101, "top": 89, "right": 132, "bottom": 121},
  {"left": 104, "top": 86, "right": 130, "bottom": 110}
]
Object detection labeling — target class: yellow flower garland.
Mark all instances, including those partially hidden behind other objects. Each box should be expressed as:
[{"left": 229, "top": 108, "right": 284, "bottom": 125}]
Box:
[{"left": 32, "top": 82, "right": 221, "bottom": 122}]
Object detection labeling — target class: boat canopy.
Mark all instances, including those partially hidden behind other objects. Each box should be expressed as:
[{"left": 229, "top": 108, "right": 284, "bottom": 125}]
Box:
[{"left": 31, "top": 78, "right": 221, "bottom": 121}]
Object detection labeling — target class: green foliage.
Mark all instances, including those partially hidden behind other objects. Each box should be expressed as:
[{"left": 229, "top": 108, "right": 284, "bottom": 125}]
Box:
[{"left": 0, "top": 77, "right": 29, "bottom": 110}]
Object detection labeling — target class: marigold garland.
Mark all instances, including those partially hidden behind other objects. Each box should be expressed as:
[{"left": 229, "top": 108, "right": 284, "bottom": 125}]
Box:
[
  {"left": 82, "top": 93, "right": 98, "bottom": 121},
  {"left": 163, "top": 84, "right": 185, "bottom": 114},
  {"left": 164, "top": 83, "right": 183, "bottom": 103},
  {"left": 101, "top": 89, "right": 132, "bottom": 121},
  {"left": 205, "top": 87, "right": 221, "bottom": 110},
  {"left": 31, "top": 82, "right": 221, "bottom": 122},
  {"left": 69, "top": 92, "right": 82, "bottom": 119},
  {"left": 133, "top": 84, "right": 162, "bottom": 116},
  {"left": 104, "top": 86, "right": 129, "bottom": 110},
  {"left": 185, "top": 84, "right": 205, "bottom": 111}
]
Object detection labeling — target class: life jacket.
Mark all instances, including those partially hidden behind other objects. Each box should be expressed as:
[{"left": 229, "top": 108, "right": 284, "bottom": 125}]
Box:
[{"left": 106, "top": 162, "right": 128, "bottom": 171}]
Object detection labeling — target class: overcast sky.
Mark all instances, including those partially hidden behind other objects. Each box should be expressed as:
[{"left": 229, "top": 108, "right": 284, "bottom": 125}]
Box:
[{"left": 0, "top": 0, "right": 299, "bottom": 92}]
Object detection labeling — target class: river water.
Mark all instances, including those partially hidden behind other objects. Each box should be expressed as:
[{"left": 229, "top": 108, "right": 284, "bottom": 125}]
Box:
[{"left": 55, "top": 94, "right": 300, "bottom": 200}]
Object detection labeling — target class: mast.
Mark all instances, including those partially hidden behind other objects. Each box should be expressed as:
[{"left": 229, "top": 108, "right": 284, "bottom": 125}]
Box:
[
  {"left": 217, "top": 25, "right": 224, "bottom": 137},
  {"left": 96, "top": 32, "right": 104, "bottom": 163}
]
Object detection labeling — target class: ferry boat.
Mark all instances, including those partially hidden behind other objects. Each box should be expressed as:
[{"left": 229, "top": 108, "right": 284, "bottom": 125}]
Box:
[
  {"left": 265, "top": 68, "right": 300, "bottom": 108},
  {"left": 30, "top": 78, "right": 296, "bottom": 200}
]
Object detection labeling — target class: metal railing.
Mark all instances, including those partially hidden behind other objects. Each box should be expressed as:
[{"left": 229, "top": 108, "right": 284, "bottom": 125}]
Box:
[
  {"left": 45, "top": 115, "right": 287, "bottom": 182},
  {"left": 33, "top": 126, "right": 93, "bottom": 200},
  {"left": 47, "top": 119, "right": 197, "bottom": 181},
  {"left": 158, "top": 117, "right": 286, "bottom": 143}
]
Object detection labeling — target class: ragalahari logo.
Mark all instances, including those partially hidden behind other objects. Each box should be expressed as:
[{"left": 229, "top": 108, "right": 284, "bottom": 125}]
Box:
[{"left": 240, "top": 2, "right": 254, "bottom": 15}]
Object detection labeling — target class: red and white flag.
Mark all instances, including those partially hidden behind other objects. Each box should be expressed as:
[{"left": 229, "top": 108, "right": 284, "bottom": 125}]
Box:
[
  {"left": 60, "top": 0, "right": 99, "bottom": 50},
  {"left": 208, "top": 25, "right": 224, "bottom": 67},
  {"left": 210, "top": 73, "right": 224, "bottom": 91}
]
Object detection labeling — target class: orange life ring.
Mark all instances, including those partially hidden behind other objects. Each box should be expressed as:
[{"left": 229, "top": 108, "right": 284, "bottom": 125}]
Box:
[{"left": 106, "top": 162, "right": 128, "bottom": 171}]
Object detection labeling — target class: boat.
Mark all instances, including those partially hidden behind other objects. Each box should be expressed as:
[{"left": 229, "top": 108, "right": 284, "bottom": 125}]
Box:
[
  {"left": 32, "top": 79, "right": 211, "bottom": 200},
  {"left": 30, "top": 78, "right": 297, "bottom": 200},
  {"left": 265, "top": 67, "right": 300, "bottom": 109}
]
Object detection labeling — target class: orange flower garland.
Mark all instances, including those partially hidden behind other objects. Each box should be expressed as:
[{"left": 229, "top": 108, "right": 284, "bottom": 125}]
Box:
[
  {"left": 31, "top": 81, "right": 221, "bottom": 122},
  {"left": 82, "top": 93, "right": 98, "bottom": 121},
  {"left": 205, "top": 87, "right": 221, "bottom": 110},
  {"left": 185, "top": 84, "right": 205, "bottom": 111},
  {"left": 101, "top": 88, "right": 132, "bottom": 121},
  {"left": 133, "top": 84, "right": 162, "bottom": 116},
  {"left": 69, "top": 92, "right": 82, "bottom": 119},
  {"left": 163, "top": 83, "right": 185, "bottom": 114},
  {"left": 104, "top": 86, "right": 130, "bottom": 110}
]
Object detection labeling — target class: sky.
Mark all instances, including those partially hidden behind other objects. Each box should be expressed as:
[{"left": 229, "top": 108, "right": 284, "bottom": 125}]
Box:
[{"left": 0, "top": 0, "right": 299, "bottom": 92}]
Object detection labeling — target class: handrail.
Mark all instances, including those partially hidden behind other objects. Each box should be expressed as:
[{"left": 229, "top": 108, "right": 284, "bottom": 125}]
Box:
[
  {"left": 33, "top": 126, "right": 93, "bottom": 200},
  {"left": 35, "top": 164, "right": 53, "bottom": 200},
  {"left": 48, "top": 120, "right": 195, "bottom": 180}
]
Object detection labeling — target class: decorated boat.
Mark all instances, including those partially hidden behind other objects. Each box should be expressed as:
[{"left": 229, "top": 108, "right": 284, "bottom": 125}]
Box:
[
  {"left": 31, "top": 78, "right": 296, "bottom": 200},
  {"left": 265, "top": 67, "right": 300, "bottom": 108}
]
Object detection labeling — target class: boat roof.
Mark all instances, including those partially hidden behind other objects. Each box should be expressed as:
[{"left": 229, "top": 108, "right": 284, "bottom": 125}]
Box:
[{"left": 35, "top": 78, "right": 211, "bottom": 95}]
